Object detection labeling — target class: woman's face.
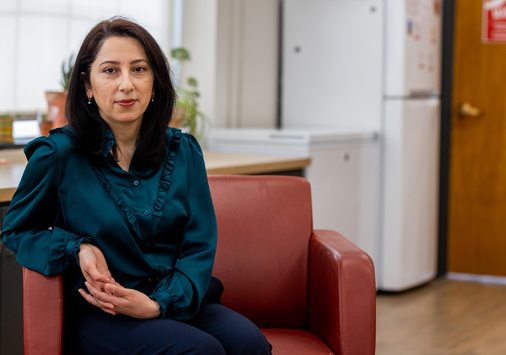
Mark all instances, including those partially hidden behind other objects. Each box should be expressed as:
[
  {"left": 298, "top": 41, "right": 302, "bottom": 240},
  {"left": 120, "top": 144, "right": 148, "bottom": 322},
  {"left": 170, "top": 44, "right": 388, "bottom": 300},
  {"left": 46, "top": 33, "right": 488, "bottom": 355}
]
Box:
[{"left": 86, "top": 36, "right": 154, "bottom": 129}]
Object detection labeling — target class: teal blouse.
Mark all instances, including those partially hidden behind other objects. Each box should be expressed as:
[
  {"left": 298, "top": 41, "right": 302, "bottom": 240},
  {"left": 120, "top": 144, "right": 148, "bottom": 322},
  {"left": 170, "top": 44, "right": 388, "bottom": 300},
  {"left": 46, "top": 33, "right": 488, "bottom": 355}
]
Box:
[{"left": 1, "top": 127, "right": 217, "bottom": 320}]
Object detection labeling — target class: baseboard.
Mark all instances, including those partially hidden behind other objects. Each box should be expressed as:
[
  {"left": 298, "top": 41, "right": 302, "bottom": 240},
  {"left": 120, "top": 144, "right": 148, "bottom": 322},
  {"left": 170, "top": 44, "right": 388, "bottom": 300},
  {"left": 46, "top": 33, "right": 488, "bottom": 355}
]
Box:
[{"left": 446, "top": 272, "right": 506, "bottom": 286}]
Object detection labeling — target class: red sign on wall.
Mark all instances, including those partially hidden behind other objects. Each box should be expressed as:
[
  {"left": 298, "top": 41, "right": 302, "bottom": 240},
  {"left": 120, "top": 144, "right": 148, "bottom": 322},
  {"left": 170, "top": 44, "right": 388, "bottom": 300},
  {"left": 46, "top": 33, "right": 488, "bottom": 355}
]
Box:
[{"left": 483, "top": 0, "right": 506, "bottom": 43}]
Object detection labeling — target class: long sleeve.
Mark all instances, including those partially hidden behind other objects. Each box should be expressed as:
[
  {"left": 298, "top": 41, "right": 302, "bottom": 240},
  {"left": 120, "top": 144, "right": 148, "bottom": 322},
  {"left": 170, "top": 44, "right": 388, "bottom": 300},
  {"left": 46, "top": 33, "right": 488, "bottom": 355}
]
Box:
[
  {"left": 1, "top": 137, "right": 90, "bottom": 275},
  {"left": 149, "top": 134, "right": 217, "bottom": 319}
]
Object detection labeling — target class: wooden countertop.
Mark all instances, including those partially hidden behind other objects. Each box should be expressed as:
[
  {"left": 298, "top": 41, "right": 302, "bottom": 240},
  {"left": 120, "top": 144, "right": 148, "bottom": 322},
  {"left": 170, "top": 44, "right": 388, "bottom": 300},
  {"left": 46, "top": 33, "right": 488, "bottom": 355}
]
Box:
[
  {"left": 203, "top": 151, "right": 310, "bottom": 175},
  {"left": 0, "top": 149, "right": 310, "bottom": 203},
  {"left": 0, "top": 150, "right": 27, "bottom": 203}
]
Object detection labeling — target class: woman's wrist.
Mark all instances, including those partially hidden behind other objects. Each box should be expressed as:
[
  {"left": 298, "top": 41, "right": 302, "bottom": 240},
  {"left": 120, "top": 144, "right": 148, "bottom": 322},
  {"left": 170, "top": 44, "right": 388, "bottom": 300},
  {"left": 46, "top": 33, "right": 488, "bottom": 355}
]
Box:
[
  {"left": 149, "top": 300, "right": 162, "bottom": 318},
  {"left": 78, "top": 242, "right": 92, "bottom": 255}
]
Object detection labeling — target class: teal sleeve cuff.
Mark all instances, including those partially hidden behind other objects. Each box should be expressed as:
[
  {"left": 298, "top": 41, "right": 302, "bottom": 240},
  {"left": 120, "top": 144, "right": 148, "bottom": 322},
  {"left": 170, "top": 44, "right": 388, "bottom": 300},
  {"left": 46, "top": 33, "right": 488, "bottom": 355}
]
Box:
[
  {"left": 66, "top": 236, "right": 93, "bottom": 267},
  {"left": 148, "top": 293, "right": 171, "bottom": 318}
]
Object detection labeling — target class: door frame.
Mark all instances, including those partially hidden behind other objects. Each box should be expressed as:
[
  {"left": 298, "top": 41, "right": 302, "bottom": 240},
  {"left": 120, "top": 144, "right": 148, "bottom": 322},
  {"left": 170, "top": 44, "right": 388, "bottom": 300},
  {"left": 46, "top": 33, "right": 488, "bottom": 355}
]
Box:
[{"left": 438, "top": 0, "right": 455, "bottom": 276}]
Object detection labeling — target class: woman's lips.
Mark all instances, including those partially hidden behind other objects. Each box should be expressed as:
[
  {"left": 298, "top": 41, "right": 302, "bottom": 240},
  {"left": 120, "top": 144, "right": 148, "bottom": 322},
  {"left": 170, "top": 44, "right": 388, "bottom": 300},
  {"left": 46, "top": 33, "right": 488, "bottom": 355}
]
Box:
[{"left": 116, "top": 99, "right": 137, "bottom": 107}]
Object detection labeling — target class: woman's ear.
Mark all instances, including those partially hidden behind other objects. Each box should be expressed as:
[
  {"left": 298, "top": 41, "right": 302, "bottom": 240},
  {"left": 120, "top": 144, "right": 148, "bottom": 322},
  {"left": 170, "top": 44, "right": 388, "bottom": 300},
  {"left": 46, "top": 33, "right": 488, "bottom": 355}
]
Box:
[{"left": 81, "top": 72, "right": 92, "bottom": 98}]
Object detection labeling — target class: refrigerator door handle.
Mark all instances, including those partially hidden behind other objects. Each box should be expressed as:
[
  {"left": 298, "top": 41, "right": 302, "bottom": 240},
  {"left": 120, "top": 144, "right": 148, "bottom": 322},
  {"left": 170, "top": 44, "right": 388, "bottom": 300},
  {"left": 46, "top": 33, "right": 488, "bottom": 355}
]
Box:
[{"left": 408, "top": 89, "right": 440, "bottom": 98}]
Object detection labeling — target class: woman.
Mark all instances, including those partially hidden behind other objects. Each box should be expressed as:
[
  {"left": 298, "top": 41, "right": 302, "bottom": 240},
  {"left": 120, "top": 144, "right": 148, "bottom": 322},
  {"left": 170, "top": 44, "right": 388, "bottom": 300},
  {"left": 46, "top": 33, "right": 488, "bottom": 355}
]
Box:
[{"left": 1, "top": 18, "right": 272, "bottom": 355}]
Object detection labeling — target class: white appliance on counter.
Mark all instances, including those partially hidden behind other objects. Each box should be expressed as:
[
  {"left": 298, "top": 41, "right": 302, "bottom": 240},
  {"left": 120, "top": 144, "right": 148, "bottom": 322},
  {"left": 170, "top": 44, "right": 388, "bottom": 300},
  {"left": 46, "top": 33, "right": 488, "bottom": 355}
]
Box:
[
  {"left": 207, "top": 128, "right": 381, "bottom": 273},
  {"left": 281, "top": 0, "right": 442, "bottom": 291}
]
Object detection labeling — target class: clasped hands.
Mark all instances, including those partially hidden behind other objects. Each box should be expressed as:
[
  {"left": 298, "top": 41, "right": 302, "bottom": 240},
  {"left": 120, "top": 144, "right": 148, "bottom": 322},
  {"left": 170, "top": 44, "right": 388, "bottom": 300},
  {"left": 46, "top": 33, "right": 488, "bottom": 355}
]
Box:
[{"left": 77, "top": 243, "right": 161, "bottom": 319}]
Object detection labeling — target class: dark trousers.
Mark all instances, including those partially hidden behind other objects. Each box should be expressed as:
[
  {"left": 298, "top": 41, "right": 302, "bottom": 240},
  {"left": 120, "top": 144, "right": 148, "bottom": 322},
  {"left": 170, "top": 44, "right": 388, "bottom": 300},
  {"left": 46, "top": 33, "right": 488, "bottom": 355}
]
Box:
[{"left": 68, "top": 302, "right": 272, "bottom": 355}]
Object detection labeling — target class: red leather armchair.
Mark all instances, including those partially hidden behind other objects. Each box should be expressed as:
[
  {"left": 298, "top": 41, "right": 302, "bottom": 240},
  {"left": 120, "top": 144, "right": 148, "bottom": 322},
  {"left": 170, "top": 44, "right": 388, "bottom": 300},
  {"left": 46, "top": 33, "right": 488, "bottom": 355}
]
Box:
[{"left": 23, "top": 175, "right": 376, "bottom": 354}]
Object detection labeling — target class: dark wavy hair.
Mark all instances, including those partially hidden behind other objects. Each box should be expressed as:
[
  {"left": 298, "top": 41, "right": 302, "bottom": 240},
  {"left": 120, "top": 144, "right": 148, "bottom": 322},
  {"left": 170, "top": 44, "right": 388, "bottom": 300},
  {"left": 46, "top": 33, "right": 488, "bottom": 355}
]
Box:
[{"left": 66, "top": 17, "right": 175, "bottom": 170}]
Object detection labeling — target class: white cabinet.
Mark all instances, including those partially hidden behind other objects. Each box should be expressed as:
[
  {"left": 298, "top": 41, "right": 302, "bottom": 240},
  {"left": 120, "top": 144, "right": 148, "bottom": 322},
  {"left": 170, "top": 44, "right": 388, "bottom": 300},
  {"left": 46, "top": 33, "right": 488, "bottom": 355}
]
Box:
[
  {"left": 207, "top": 128, "right": 381, "bottom": 273},
  {"left": 307, "top": 141, "right": 380, "bottom": 264}
]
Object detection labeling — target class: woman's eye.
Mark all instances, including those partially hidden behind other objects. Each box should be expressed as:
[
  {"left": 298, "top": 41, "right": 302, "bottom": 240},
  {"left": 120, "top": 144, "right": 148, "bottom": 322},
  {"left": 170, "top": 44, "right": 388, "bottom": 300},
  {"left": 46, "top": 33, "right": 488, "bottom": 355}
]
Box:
[
  {"left": 133, "top": 67, "right": 146, "bottom": 73},
  {"left": 104, "top": 68, "right": 116, "bottom": 74}
]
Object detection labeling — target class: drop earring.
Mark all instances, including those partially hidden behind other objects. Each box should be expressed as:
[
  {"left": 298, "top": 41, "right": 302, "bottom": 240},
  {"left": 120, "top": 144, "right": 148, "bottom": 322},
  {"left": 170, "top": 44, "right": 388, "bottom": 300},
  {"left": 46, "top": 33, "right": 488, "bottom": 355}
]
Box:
[
  {"left": 88, "top": 97, "right": 92, "bottom": 105},
  {"left": 151, "top": 93, "right": 155, "bottom": 102}
]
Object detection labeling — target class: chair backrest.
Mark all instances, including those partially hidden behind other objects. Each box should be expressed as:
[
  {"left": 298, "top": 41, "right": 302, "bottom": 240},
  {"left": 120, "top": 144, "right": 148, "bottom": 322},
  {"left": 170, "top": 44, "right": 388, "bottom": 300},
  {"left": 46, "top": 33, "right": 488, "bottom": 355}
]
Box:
[
  {"left": 209, "top": 175, "right": 313, "bottom": 329},
  {"left": 23, "top": 267, "right": 64, "bottom": 355}
]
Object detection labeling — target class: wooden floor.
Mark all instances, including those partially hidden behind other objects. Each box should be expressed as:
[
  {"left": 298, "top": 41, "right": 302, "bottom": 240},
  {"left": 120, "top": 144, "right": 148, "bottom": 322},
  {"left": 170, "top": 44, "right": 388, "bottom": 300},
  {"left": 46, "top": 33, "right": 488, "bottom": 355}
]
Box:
[{"left": 376, "top": 278, "right": 506, "bottom": 355}]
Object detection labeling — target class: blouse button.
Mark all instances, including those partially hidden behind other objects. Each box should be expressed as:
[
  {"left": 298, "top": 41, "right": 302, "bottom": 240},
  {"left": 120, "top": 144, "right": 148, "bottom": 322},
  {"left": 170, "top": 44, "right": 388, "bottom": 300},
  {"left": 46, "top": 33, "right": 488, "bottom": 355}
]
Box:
[
  {"left": 159, "top": 266, "right": 166, "bottom": 273},
  {"left": 143, "top": 210, "right": 150, "bottom": 216},
  {"left": 133, "top": 180, "right": 139, "bottom": 186}
]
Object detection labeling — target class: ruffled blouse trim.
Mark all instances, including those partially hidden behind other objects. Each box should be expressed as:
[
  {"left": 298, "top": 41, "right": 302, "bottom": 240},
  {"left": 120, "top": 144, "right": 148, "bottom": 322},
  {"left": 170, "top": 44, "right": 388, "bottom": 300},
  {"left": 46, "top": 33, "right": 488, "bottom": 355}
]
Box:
[
  {"left": 91, "top": 166, "right": 139, "bottom": 229},
  {"left": 49, "top": 126, "right": 138, "bottom": 226},
  {"left": 91, "top": 129, "right": 182, "bottom": 238},
  {"left": 152, "top": 129, "right": 182, "bottom": 217},
  {"left": 51, "top": 126, "right": 183, "bottom": 239},
  {"left": 101, "top": 129, "right": 116, "bottom": 157}
]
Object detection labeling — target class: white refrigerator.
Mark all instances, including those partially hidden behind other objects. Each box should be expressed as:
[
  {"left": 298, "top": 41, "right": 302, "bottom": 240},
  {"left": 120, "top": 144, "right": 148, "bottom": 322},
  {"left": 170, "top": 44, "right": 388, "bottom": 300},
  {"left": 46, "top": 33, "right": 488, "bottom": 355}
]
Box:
[{"left": 281, "top": 0, "right": 442, "bottom": 291}]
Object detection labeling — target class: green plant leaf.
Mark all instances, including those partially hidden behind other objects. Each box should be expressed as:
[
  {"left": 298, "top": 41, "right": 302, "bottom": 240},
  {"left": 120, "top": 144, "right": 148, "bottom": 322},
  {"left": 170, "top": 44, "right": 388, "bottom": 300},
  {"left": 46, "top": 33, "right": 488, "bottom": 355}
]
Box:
[
  {"left": 171, "top": 47, "right": 191, "bottom": 63},
  {"left": 170, "top": 47, "right": 208, "bottom": 139},
  {"left": 187, "top": 77, "right": 198, "bottom": 88},
  {"left": 60, "top": 53, "right": 75, "bottom": 92}
]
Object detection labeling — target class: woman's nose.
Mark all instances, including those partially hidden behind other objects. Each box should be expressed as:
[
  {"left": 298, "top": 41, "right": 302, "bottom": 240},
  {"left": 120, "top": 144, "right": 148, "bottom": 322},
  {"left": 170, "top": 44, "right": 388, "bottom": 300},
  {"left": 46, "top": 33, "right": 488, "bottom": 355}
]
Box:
[{"left": 119, "top": 72, "right": 134, "bottom": 92}]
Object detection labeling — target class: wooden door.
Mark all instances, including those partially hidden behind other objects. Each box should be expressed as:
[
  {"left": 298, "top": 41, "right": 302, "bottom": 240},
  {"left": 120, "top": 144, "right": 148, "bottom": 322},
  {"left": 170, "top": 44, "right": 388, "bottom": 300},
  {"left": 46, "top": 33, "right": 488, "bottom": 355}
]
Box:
[{"left": 448, "top": 0, "right": 506, "bottom": 275}]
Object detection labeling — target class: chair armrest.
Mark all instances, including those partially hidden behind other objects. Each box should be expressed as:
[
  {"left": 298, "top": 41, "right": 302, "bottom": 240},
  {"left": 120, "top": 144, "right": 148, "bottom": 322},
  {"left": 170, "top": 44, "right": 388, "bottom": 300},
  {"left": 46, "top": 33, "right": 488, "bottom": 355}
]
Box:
[
  {"left": 308, "top": 230, "right": 376, "bottom": 355},
  {"left": 23, "top": 267, "right": 64, "bottom": 355}
]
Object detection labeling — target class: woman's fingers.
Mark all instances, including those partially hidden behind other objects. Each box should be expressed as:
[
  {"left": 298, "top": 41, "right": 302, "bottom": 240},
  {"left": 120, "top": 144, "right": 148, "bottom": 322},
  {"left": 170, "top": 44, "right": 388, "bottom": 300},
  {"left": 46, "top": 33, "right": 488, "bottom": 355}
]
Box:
[
  {"left": 78, "top": 287, "right": 118, "bottom": 315},
  {"left": 81, "top": 281, "right": 161, "bottom": 319},
  {"left": 83, "top": 265, "right": 111, "bottom": 283},
  {"left": 104, "top": 282, "right": 128, "bottom": 296},
  {"left": 83, "top": 282, "right": 116, "bottom": 309},
  {"left": 110, "top": 277, "right": 123, "bottom": 287},
  {"left": 78, "top": 244, "right": 119, "bottom": 315},
  {"left": 91, "top": 273, "right": 111, "bottom": 283}
]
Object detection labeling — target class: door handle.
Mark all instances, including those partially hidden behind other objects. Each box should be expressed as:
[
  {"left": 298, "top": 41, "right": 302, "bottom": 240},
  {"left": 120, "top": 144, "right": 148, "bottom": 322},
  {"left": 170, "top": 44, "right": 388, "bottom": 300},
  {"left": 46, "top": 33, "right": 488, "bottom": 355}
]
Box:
[{"left": 458, "top": 102, "right": 483, "bottom": 118}]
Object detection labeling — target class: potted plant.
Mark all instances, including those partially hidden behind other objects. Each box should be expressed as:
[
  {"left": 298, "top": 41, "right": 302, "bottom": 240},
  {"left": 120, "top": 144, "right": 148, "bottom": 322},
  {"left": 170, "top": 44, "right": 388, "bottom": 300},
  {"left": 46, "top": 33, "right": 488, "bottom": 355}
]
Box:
[
  {"left": 43, "top": 54, "right": 74, "bottom": 135},
  {"left": 38, "top": 114, "right": 52, "bottom": 137},
  {"left": 169, "top": 47, "right": 208, "bottom": 140}
]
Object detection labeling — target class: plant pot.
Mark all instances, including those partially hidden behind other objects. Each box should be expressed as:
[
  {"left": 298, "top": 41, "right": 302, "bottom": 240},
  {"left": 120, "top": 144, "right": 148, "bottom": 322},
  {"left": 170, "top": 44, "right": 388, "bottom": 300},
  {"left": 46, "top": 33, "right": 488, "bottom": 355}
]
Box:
[
  {"left": 39, "top": 121, "right": 53, "bottom": 137},
  {"left": 169, "top": 107, "right": 185, "bottom": 129},
  {"left": 45, "top": 91, "right": 67, "bottom": 128}
]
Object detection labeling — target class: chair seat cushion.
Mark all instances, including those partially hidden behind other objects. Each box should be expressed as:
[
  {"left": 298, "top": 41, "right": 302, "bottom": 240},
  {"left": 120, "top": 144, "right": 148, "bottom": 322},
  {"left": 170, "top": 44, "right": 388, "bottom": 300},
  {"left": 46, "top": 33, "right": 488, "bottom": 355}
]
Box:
[{"left": 261, "top": 329, "right": 335, "bottom": 355}]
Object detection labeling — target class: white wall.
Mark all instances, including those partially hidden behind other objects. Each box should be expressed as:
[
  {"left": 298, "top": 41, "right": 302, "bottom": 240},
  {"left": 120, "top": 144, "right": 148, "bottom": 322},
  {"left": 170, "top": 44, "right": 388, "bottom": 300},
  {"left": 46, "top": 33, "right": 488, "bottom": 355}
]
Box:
[
  {"left": 180, "top": 0, "right": 218, "bottom": 130},
  {"left": 237, "top": 0, "right": 279, "bottom": 129},
  {"left": 0, "top": 0, "right": 170, "bottom": 113},
  {"left": 1, "top": 0, "right": 280, "bottom": 130},
  {"left": 181, "top": 0, "right": 280, "bottom": 129}
]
